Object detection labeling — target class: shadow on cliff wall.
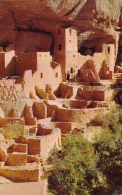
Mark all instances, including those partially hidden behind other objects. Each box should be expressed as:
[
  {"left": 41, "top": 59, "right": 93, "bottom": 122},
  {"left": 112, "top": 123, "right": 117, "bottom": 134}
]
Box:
[{"left": 5, "top": 57, "right": 16, "bottom": 76}]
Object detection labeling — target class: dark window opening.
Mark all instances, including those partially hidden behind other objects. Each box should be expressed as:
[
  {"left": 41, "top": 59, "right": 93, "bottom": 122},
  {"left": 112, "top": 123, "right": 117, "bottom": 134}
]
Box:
[
  {"left": 70, "top": 67, "right": 73, "bottom": 73},
  {"left": 108, "top": 47, "right": 110, "bottom": 54},
  {"left": 78, "top": 47, "right": 95, "bottom": 56},
  {"left": 69, "top": 29, "right": 72, "bottom": 36},
  {"left": 40, "top": 73, "right": 43, "bottom": 78},
  {"left": 55, "top": 73, "right": 58, "bottom": 78},
  {"left": 58, "top": 29, "right": 61, "bottom": 35},
  {"left": 58, "top": 44, "right": 62, "bottom": 51},
  {"left": 78, "top": 69, "right": 80, "bottom": 76}
]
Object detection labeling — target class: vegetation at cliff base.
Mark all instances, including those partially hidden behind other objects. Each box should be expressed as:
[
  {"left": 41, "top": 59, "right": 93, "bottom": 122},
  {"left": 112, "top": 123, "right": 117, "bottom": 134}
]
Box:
[
  {"left": 48, "top": 132, "right": 100, "bottom": 195},
  {"left": 48, "top": 105, "right": 122, "bottom": 195}
]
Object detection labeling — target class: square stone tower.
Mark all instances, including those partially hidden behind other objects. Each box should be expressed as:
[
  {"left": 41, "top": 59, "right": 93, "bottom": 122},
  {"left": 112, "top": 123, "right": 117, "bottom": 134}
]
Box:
[{"left": 54, "top": 28, "right": 78, "bottom": 81}]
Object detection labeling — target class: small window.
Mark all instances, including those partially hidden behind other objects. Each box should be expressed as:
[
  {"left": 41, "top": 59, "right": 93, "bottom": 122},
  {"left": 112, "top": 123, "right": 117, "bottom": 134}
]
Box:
[
  {"left": 108, "top": 47, "right": 110, "bottom": 54},
  {"left": 58, "top": 29, "right": 60, "bottom": 35},
  {"left": 69, "top": 29, "right": 72, "bottom": 35},
  {"left": 55, "top": 73, "right": 58, "bottom": 78},
  {"left": 58, "top": 44, "right": 61, "bottom": 51},
  {"left": 40, "top": 73, "right": 43, "bottom": 78},
  {"left": 70, "top": 67, "right": 73, "bottom": 73}
]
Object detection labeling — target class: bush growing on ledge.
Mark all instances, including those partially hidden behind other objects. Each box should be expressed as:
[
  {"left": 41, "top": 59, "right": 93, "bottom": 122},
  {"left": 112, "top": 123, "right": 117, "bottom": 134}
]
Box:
[
  {"left": 93, "top": 126, "right": 122, "bottom": 195},
  {"left": 48, "top": 133, "right": 104, "bottom": 195},
  {"left": 48, "top": 106, "right": 122, "bottom": 195},
  {"left": 90, "top": 105, "right": 122, "bottom": 133}
]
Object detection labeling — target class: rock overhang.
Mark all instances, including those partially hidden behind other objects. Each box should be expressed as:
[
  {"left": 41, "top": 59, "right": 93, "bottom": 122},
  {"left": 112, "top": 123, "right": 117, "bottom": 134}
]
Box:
[{"left": 0, "top": 0, "right": 121, "bottom": 52}]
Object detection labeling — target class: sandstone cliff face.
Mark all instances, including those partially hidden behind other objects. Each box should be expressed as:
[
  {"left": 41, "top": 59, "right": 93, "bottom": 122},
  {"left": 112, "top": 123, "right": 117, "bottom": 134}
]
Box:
[{"left": 0, "top": 0, "right": 121, "bottom": 52}]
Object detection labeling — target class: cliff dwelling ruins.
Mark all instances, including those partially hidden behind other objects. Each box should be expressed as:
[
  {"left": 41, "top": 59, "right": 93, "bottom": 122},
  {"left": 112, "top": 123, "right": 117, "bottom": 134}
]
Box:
[{"left": 0, "top": 0, "right": 122, "bottom": 194}]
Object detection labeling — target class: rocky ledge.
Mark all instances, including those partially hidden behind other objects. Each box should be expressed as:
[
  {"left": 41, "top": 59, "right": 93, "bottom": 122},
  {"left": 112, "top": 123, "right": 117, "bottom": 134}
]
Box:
[{"left": 0, "top": 0, "right": 121, "bottom": 52}]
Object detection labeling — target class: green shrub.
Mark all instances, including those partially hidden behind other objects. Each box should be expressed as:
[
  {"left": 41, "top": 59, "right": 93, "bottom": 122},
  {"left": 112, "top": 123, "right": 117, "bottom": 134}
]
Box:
[
  {"left": 48, "top": 105, "right": 122, "bottom": 195},
  {"left": 93, "top": 126, "right": 122, "bottom": 195},
  {"left": 91, "top": 105, "right": 121, "bottom": 133},
  {"left": 48, "top": 133, "right": 102, "bottom": 195}
]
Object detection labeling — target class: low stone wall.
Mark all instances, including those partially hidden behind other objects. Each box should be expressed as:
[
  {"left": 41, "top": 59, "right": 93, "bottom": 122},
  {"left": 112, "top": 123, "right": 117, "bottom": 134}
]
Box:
[
  {"left": 49, "top": 99, "right": 88, "bottom": 109},
  {"left": 13, "top": 143, "right": 27, "bottom": 153},
  {"left": 52, "top": 122, "right": 76, "bottom": 134},
  {"left": 46, "top": 103, "right": 59, "bottom": 118},
  {"left": 0, "top": 164, "right": 40, "bottom": 182},
  {"left": 40, "top": 128, "right": 61, "bottom": 161},
  {"left": 93, "top": 91, "right": 105, "bottom": 101},
  {"left": 25, "top": 117, "right": 37, "bottom": 126},
  {"left": 90, "top": 101, "right": 109, "bottom": 108},
  {"left": 6, "top": 153, "right": 27, "bottom": 166},
  {"left": 55, "top": 107, "right": 107, "bottom": 123},
  {"left": 14, "top": 125, "right": 61, "bottom": 162},
  {"left": 37, "top": 124, "right": 52, "bottom": 136},
  {"left": 0, "top": 116, "right": 61, "bottom": 181},
  {"left": 33, "top": 101, "right": 47, "bottom": 119},
  {"left": 24, "top": 105, "right": 37, "bottom": 125},
  {"left": 59, "top": 83, "right": 73, "bottom": 98},
  {"left": 35, "top": 86, "right": 49, "bottom": 100},
  {"left": 27, "top": 127, "right": 61, "bottom": 161},
  {"left": 28, "top": 138, "right": 41, "bottom": 155},
  {"left": 27, "top": 155, "right": 40, "bottom": 164},
  {"left": 29, "top": 127, "right": 38, "bottom": 136},
  {"left": 77, "top": 88, "right": 114, "bottom": 101}
]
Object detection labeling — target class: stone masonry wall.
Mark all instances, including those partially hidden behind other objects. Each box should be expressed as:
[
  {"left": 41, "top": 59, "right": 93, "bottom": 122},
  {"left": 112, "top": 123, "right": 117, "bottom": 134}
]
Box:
[
  {"left": 28, "top": 138, "right": 41, "bottom": 155},
  {"left": 55, "top": 107, "right": 107, "bottom": 123},
  {"left": 0, "top": 165, "right": 40, "bottom": 182},
  {"left": 40, "top": 128, "right": 61, "bottom": 161},
  {"left": 6, "top": 153, "right": 27, "bottom": 166},
  {"left": 33, "top": 101, "right": 47, "bottom": 119}
]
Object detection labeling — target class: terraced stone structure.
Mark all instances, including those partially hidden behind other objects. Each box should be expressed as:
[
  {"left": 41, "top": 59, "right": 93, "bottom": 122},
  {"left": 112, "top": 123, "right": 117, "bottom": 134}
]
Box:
[{"left": 0, "top": 0, "right": 122, "bottom": 195}]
